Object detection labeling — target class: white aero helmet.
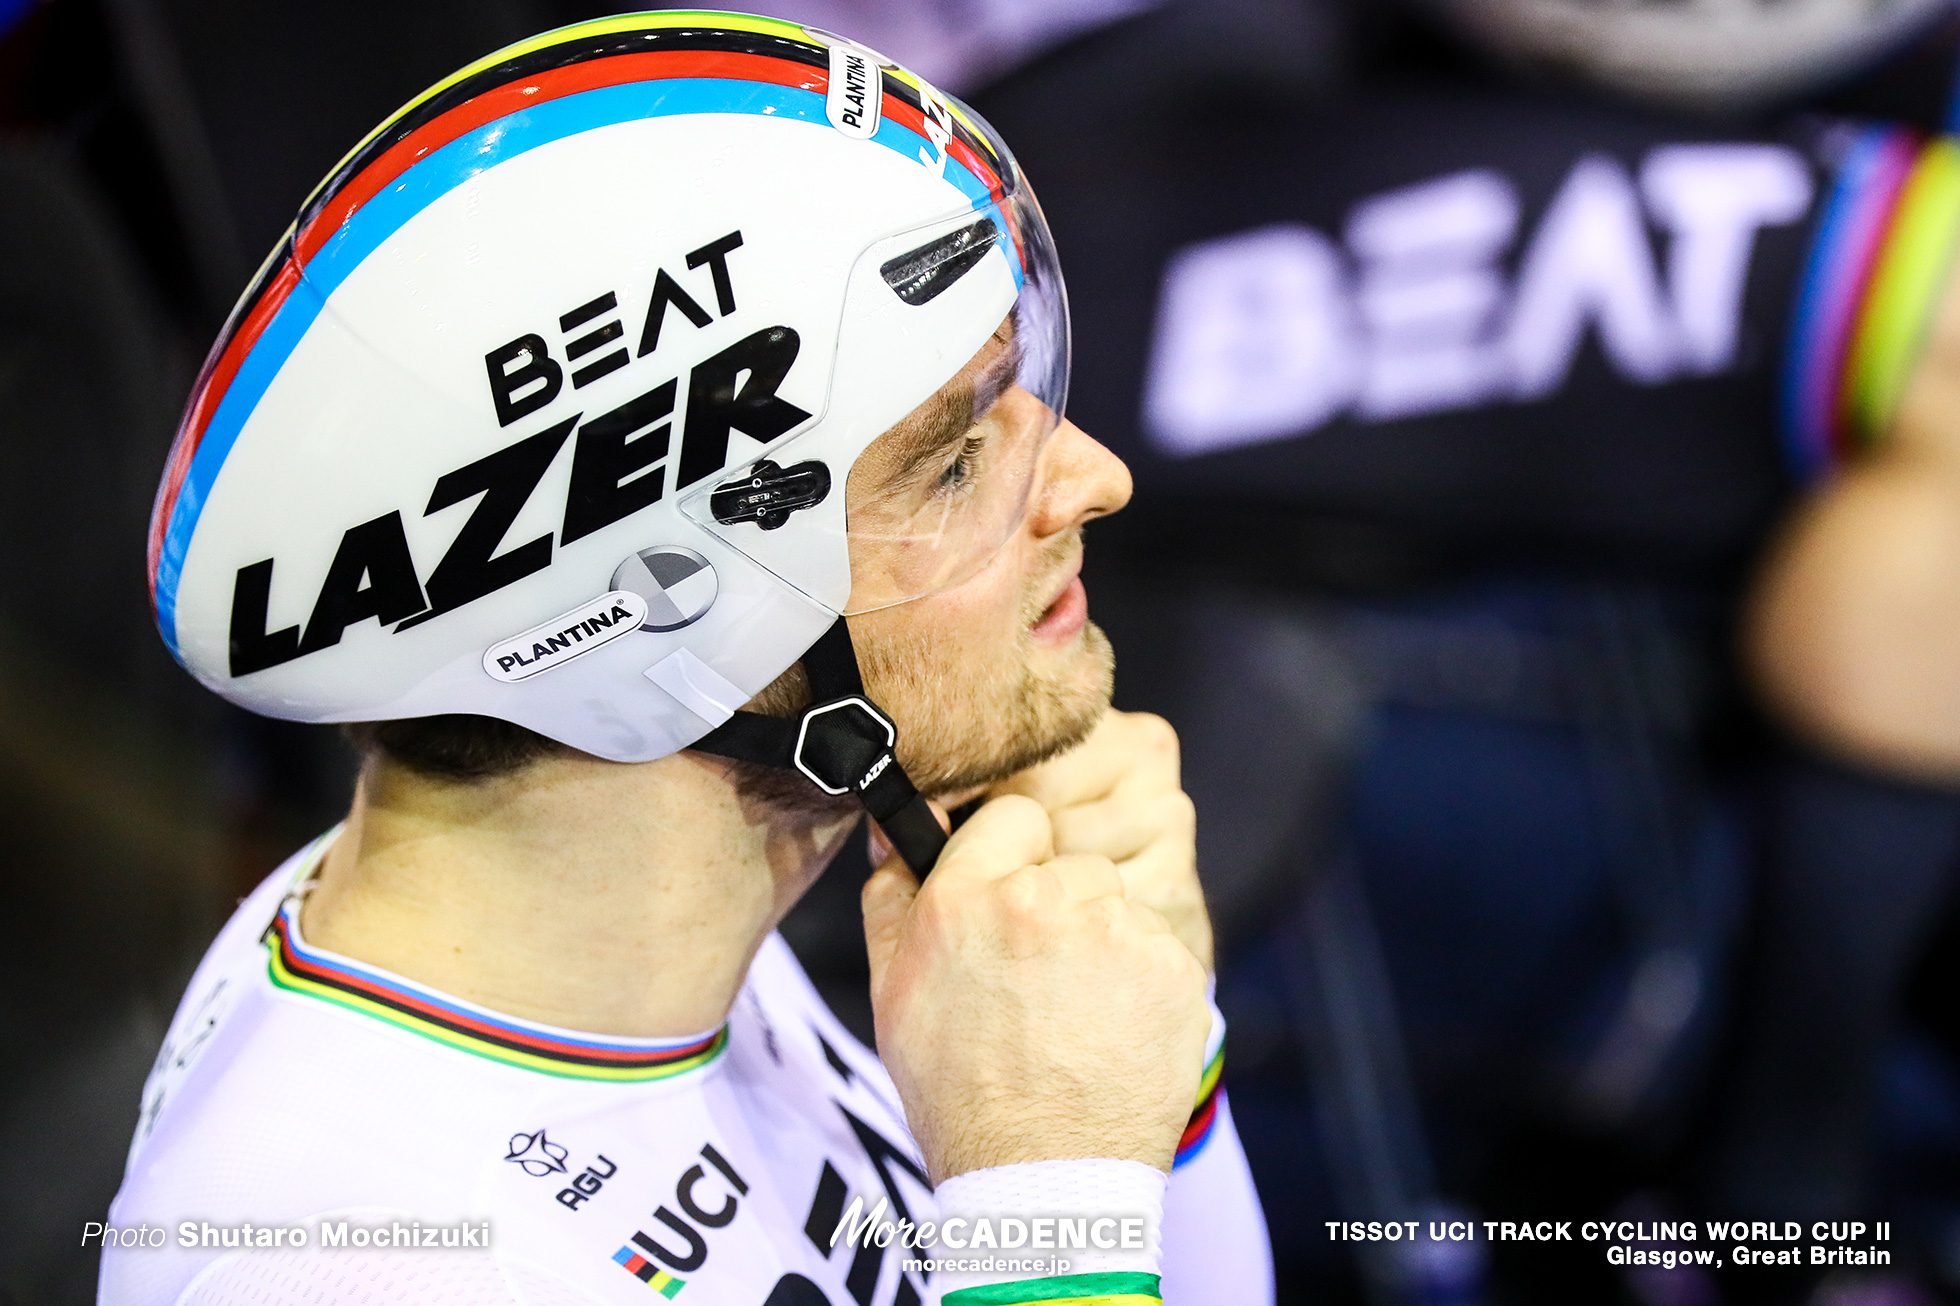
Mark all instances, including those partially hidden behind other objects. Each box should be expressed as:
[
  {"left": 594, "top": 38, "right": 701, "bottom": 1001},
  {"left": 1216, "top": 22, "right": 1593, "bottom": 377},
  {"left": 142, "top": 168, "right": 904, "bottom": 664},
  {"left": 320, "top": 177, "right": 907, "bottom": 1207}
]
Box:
[
  {"left": 147, "top": 11, "right": 1072, "bottom": 869},
  {"left": 1439, "top": 0, "right": 1955, "bottom": 111}
]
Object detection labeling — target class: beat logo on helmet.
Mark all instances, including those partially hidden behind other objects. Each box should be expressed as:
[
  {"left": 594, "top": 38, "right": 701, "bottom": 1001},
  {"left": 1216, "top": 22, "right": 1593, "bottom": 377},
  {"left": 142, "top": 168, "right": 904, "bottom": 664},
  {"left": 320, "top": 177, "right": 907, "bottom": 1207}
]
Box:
[{"left": 226, "top": 230, "right": 827, "bottom": 681}]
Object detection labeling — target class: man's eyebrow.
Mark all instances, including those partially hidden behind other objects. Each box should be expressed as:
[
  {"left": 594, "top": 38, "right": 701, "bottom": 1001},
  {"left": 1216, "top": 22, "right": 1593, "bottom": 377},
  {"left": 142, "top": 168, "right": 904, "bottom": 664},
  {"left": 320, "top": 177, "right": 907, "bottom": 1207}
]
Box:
[
  {"left": 879, "top": 334, "right": 1023, "bottom": 487},
  {"left": 969, "top": 330, "right": 1020, "bottom": 417}
]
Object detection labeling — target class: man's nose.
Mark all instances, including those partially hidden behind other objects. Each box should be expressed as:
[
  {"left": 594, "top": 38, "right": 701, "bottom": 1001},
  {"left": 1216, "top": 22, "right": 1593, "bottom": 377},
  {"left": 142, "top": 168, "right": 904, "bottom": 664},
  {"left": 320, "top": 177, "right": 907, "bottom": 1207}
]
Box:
[{"left": 1028, "top": 419, "right": 1133, "bottom": 537}]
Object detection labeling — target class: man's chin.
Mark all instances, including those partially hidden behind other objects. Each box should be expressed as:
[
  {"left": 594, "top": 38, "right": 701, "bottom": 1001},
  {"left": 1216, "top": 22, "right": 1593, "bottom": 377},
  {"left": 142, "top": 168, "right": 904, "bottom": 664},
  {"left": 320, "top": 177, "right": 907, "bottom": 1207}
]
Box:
[{"left": 910, "top": 620, "right": 1115, "bottom": 798}]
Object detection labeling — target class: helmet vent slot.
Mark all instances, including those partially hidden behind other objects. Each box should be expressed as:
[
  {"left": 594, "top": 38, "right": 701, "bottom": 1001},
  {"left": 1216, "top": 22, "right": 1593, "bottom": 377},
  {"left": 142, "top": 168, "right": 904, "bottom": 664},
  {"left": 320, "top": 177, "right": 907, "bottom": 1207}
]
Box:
[{"left": 880, "top": 217, "right": 1002, "bottom": 306}]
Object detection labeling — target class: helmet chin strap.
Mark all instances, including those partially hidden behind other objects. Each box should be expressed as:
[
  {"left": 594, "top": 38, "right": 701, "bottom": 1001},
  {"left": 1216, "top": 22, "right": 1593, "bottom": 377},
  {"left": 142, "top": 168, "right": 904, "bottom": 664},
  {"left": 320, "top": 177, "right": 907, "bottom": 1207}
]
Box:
[{"left": 690, "top": 618, "right": 950, "bottom": 877}]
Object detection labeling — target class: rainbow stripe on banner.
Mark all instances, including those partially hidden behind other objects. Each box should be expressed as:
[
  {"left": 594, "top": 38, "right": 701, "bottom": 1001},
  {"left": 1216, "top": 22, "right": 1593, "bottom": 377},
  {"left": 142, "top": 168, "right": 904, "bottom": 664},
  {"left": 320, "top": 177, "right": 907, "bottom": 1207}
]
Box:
[
  {"left": 263, "top": 899, "right": 727, "bottom": 1081},
  {"left": 145, "top": 12, "right": 1015, "bottom": 657},
  {"left": 942, "top": 1271, "right": 1162, "bottom": 1305},
  {"left": 1784, "top": 127, "right": 1960, "bottom": 477},
  {"left": 1174, "top": 1043, "right": 1225, "bottom": 1168},
  {"left": 613, "top": 1245, "right": 687, "bottom": 1296}
]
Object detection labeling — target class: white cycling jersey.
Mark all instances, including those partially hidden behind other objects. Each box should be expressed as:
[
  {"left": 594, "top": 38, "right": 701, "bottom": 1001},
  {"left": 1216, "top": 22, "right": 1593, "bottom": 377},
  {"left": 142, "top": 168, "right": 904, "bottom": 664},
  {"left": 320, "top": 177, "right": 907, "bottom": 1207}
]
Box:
[{"left": 102, "top": 835, "right": 1271, "bottom": 1305}]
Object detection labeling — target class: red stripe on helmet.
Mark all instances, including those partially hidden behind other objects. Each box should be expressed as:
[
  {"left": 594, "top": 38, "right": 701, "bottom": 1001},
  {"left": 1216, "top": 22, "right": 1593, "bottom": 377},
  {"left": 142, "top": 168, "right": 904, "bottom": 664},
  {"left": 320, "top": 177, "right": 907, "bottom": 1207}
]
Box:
[
  {"left": 148, "top": 255, "right": 305, "bottom": 604},
  {"left": 294, "top": 48, "right": 834, "bottom": 267}
]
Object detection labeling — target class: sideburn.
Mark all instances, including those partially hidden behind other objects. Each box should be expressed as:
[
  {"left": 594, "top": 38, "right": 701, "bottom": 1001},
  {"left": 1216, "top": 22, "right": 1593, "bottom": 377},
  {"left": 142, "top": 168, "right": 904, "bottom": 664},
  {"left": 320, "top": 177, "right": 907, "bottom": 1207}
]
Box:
[{"left": 718, "top": 662, "right": 862, "bottom": 822}]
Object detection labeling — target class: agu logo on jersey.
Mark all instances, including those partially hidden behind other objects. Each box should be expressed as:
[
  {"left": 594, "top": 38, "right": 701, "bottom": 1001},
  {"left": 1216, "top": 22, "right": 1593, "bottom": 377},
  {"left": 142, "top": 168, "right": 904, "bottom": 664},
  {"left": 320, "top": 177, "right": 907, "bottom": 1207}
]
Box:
[
  {"left": 505, "top": 1128, "right": 570, "bottom": 1176},
  {"left": 505, "top": 1127, "right": 623, "bottom": 1210}
]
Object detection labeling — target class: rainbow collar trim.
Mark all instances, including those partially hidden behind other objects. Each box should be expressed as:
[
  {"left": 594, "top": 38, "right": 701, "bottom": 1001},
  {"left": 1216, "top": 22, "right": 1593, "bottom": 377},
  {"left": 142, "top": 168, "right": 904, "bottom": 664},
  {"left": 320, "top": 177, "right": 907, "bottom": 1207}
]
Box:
[{"left": 264, "top": 899, "right": 727, "bottom": 1082}]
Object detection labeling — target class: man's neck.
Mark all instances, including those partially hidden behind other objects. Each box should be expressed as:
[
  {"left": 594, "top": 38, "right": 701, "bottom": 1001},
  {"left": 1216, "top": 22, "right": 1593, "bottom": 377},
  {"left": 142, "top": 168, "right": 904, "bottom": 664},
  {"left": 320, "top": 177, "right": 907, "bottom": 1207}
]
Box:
[{"left": 301, "top": 751, "right": 859, "bottom": 1039}]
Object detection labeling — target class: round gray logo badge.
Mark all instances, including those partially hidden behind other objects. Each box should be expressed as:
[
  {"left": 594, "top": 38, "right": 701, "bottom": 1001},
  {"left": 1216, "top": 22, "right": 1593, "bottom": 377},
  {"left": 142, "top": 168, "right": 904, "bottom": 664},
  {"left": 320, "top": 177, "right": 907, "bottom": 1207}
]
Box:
[{"left": 610, "top": 547, "right": 718, "bottom": 632}]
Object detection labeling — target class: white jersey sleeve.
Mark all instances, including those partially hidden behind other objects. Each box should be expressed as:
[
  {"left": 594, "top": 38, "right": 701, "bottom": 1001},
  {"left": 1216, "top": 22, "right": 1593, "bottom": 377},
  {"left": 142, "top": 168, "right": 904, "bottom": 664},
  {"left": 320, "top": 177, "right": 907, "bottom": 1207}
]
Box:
[{"left": 1160, "top": 1001, "right": 1273, "bottom": 1306}]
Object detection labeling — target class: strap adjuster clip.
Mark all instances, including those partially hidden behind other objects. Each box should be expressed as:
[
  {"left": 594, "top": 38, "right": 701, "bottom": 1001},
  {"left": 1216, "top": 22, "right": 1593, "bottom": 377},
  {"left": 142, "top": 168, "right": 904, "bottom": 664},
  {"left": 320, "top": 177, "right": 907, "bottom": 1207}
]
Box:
[{"left": 792, "top": 697, "right": 897, "bottom": 795}]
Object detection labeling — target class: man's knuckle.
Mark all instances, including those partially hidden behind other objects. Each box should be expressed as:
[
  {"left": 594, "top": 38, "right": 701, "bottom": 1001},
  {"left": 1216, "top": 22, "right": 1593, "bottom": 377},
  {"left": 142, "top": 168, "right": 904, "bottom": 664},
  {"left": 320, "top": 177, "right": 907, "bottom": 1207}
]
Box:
[
  {"left": 1140, "top": 924, "right": 1192, "bottom": 966},
  {"left": 908, "top": 888, "right": 957, "bottom": 939},
  {"left": 996, "top": 865, "right": 1054, "bottom": 919},
  {"left": 989, "top": 792, "right": 1050, "bottom": 831},
  {"left": 1092, "top": 894, "right": 1130, "bottom": 931},
  {"left": 1132, "top": 712, "right": 1180, "bottom": 760},
  {"left": 1049, "top": 809, "right": 1089, "bottom": 848}
]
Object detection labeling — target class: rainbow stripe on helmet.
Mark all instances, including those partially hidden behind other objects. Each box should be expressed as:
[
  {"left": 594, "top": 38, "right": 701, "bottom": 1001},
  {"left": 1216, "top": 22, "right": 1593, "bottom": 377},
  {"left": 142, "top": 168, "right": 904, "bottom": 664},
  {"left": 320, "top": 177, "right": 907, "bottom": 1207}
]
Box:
[{"left": 148, "top": 12, "right": 1017, "bottom": 658}]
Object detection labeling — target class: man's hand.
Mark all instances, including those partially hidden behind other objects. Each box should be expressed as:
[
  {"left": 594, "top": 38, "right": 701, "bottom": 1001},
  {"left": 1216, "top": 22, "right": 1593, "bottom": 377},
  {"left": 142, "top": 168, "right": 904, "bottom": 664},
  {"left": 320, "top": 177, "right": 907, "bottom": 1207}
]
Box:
[
  {"left": 1750, "top": 251, "right": 1960, "bottom": 781},
  {"left": 862, "top": 796, "right": 1210, "bottom": 1183},
  {"left": 990, "top": 711, "right": 1213, "bottom": 971}
]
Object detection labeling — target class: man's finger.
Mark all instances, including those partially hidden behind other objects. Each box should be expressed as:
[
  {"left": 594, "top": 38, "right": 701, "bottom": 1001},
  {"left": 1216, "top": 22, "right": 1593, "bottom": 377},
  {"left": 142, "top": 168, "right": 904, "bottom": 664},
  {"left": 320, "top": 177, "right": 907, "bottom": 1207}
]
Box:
[
  {"left": 1122, "top": 896, "right": 1182, "bottom": 939},
  {"left": 1041, "top": 852, "right": 1127, "bottom": 902},
  {"left": 990, "top": 746, "right": 1126, "bottom": 810},
  {"left": 931, "top": 794, "right": 1055, "bottom": 884},
  {"left": 1050, "top": 794, "right": 1182, "bottom": 865},
  {"left": 992, "top": 711, "right": 1180, "bottom": 811}
]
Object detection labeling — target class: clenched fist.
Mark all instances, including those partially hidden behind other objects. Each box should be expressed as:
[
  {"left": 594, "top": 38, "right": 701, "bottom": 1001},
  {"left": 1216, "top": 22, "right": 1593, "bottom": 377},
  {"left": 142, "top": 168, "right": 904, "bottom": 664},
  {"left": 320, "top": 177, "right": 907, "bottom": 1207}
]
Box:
[
  {"left": 991, "top": 711, "right": 1212, "bottom": 971},
  {"left": 862, "top": 796, "right": 1210, "bottom": 1183}
]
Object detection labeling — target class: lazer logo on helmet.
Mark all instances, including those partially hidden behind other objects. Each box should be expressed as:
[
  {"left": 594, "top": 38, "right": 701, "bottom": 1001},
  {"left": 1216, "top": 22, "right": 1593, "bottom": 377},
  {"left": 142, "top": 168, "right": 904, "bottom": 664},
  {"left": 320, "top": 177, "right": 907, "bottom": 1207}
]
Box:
[{"left": 226, "top": 232, "right": 820, "bottom": 679}]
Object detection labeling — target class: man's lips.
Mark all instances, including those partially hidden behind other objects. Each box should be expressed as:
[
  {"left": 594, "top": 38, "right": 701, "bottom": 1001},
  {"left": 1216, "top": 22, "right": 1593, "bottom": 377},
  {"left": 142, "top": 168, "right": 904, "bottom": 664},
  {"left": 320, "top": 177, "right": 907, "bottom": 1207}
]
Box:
[{"left": 1031, "top": 566, "right": 1087, "bottom": 643}]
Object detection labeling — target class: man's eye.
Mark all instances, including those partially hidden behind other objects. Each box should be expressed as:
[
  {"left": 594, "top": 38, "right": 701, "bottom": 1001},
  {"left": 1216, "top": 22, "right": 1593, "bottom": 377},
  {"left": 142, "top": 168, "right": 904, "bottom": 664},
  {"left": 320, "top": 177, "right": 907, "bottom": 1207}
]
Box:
[{"left": 937, "top": 435, "right": 986, "bottom": 492}]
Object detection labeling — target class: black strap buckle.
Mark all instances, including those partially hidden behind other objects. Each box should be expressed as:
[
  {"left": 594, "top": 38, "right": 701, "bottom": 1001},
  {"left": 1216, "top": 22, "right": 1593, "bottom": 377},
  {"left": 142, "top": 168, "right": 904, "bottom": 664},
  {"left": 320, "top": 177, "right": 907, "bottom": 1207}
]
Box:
[
  {"left": 689, "top": 618, "right": 949, "bottom": 876},
  {"left": 792, "top": 697, "right": 897, "bottom": 796}
]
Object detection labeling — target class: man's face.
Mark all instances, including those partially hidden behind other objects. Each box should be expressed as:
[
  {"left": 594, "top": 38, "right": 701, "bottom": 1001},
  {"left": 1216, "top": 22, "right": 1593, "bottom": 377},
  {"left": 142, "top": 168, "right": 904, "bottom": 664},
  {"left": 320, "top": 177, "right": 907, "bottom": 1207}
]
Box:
[{"left": 843, "top": 321, "right": 1133, "bottom": 796}]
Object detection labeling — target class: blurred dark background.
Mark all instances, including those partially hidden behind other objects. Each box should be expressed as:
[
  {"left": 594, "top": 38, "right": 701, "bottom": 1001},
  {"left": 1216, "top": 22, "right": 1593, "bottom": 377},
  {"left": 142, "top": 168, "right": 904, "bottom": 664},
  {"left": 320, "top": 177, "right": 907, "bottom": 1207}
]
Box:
[{"left": 4, "top": 1, "right": 1960, "bottom": 1304}]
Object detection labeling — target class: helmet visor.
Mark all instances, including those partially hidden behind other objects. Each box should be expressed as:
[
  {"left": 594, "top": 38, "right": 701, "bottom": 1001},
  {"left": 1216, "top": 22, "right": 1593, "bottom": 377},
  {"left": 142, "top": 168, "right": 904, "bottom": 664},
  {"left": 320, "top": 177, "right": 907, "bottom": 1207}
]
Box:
[{"left": 679, "top": 99, "right": 1069, "bottom": 616}]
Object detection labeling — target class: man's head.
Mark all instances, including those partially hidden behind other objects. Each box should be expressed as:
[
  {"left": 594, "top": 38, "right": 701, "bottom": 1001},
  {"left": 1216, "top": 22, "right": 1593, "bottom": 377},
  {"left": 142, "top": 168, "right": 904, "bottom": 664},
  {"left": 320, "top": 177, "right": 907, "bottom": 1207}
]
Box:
[
  {"left": 152, "top": 13, "right": 1116, "bottom": 835},
  {"left": 345, "top": 323, "right": 1132, "bottom": 803}
]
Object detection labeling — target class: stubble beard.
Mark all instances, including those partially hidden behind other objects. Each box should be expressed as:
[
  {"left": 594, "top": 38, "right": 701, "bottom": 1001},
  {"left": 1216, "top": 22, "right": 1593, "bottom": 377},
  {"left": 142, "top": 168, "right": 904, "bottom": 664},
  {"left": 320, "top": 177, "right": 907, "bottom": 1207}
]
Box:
[
  {"left": 725, "top": 535, "right": 1115, "bottom": 813},
  {"left": 857, "top": 569, "right": 1114, "bottom": 798}
]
